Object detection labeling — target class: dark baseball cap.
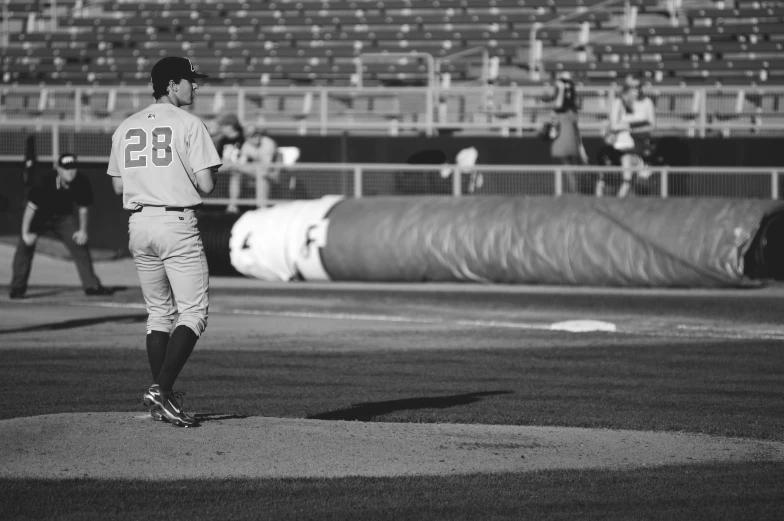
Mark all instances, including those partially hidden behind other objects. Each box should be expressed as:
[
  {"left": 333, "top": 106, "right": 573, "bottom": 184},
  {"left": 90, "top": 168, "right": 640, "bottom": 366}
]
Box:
[
  {"left": 150, "top": 56, "right": 209, "bottom": 85},
  {"left": 57, "top": 153, "right": 78, "bottom": 169}
]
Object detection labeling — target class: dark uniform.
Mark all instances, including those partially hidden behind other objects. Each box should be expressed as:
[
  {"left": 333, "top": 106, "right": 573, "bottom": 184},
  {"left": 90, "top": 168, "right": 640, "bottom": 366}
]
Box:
[
  {"left": 9, "top": 153, "right": 110, "bottom": 298},
  {"left": 549, "top": 75, "right": 586, "bottom": 194},
  {"left": 550, "top": 77, "right": 580, "bottom": 160}
]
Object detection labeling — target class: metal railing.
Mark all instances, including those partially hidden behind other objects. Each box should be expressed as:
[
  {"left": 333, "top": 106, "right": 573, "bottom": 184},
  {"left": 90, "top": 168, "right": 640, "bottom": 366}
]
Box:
[
  {"left": 7, "top": 155, "right": 758, "bottom": 204},
  {"left": 2, "top": 86, "right": 784, "bottom": 138},
  {"left": 200, "top": 163, "right": 782, "bottom": 205},
  {"left": 0, "top": 116, "right": 776, "bottom": 201},
  {"left": 356, "top": 52, "right": 436, "bottom": 90}
]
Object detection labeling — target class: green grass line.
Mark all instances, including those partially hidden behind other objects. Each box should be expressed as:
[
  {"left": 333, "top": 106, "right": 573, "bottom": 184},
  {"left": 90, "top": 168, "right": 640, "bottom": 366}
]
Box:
[{"left": 1, "top": 343, "right": 782, "bottom": 440}]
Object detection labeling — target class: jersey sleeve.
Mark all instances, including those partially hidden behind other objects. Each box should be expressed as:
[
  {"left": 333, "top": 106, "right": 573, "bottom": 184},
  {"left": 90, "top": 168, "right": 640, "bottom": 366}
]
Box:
[
  {"left": 107, "top": 129, "right": 121, "bottom": 177},
  {"left": 189, "top": 120, "right": 222, "bottom": 173}
]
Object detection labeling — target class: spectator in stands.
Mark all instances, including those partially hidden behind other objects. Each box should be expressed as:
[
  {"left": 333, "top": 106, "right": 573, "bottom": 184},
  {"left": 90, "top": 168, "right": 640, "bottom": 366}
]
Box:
[
  {"left": 548, "top": 72, "right": 589, "bottom": 194},
  {"left": 213, "top": 113, "right": 245, "bottom": 161},
  {"left": 8, "top": 153, "right": 112, "bottom": 299},
  {"left": 606, "top": 79, "right": 656, "bottom": 198},
  {"left": 205, "top": 117, "right": 222, "bottom": 143},
  {"left": 212, "top": 114, "right": 246, "bottom": 213},
  {"left": 222, "top": 127, "right": 280, "bottom": 210}
]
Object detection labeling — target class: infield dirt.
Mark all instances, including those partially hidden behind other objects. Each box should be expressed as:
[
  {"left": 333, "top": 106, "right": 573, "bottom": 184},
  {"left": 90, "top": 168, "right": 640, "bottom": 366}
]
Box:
[{"left": 2, "top": 413, "right": 783, "bottom": 479}]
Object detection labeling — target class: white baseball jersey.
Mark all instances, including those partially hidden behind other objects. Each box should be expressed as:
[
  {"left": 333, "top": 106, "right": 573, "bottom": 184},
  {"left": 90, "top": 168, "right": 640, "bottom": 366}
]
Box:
[{"left": 107, "top": 103, "right": 221, "bottom": 210}]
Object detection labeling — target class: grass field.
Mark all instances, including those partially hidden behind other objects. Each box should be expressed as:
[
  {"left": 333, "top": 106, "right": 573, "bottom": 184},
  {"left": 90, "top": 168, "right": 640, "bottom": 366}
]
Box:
[{"left": 1, "top": 281, "right": 783, "bottom": 520}]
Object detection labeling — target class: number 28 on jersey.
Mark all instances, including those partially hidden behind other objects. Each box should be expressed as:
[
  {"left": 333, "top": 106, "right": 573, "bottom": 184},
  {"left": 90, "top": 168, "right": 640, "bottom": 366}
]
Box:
[{"left": 124, "top": 126, "right": 173, "bottom": 168}]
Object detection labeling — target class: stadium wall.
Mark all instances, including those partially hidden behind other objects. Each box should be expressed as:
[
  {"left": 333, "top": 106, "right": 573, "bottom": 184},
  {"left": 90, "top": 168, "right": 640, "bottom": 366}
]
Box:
[{"left": 267, "top": 136, "right": 782, "bottom": 167}]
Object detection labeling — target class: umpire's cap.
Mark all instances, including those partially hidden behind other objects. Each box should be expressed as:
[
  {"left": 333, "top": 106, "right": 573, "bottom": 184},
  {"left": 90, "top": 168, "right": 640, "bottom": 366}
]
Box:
[
  {"left": 151, "top": 57, "right": 209, "bottom": 87},
  {"left": 57, "top": 153, "right": 78, "bottom": 169}
]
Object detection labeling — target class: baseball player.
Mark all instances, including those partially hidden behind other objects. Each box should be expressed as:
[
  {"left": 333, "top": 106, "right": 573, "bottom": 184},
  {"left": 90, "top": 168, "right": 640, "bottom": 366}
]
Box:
[{"left": 107, "top": 57, "right": 222, "bottom": 427}]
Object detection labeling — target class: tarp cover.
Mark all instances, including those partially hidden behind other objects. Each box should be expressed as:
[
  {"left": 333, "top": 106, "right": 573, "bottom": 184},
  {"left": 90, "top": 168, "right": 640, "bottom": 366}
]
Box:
[
  {"left": 320, "top": 196, "right": 784, "bottom": 287},
  {"left": 229, "top": 196, "right": 343, "bottom": 281}
]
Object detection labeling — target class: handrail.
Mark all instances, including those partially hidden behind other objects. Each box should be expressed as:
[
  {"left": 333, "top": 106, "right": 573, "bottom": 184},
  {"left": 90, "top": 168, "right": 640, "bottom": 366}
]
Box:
[
  {"left": 529, "top": 0, "right": 631, "bottom": 81},
  {"left": 356, "top": 52, "right": 436, "bottom": 90},
  {"left": 356, "top": 52, "right": 435, "bottom": 135},
  {"left": 4, "top": 86, "right": 784, "bottom": 139},
  {"left": 435, "top": 46, "right": 490, "bottom": 87},
  {"left": 200, "top": 163, "right": 782, "bottom": 175},
  {"left": 197, "top": 163, "right": 780, "bottom": 201},
  {"left": 3, "top": 84, "right": 784, "bottom": 96}
]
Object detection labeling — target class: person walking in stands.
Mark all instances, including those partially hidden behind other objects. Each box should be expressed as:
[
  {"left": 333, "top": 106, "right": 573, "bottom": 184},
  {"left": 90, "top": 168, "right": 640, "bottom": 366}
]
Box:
[
  {"left": 107, "top": 56, "right": 221, "bottom": 427},
  {"left": 605, "top": 77, "right": 656, "bottom": 197},
  {"left": 9, "top": 153, "right": 112, "bottom": 299},
  {"left": 549, "top": 72, "right": 589, "bottom": 194}
]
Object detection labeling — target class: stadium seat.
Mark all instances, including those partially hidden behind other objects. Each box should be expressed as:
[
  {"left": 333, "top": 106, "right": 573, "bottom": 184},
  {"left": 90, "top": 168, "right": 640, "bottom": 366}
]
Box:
[{"left": 0, "top": 0, "right": 782, "bottom": 123}]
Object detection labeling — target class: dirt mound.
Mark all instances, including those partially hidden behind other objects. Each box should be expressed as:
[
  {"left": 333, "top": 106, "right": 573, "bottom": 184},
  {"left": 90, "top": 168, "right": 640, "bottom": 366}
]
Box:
[{"left": 2, "top": 413, "right": 782, "bottom": 479}]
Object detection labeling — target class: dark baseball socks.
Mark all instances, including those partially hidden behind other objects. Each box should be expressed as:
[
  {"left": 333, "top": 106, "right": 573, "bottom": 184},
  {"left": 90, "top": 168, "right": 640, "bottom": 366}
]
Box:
[
  {"left": 146, "top": 330, "right": 170, "bottom": 381},
  {"left": 156, "top": 325, "right": 199, "bottom": 392}
]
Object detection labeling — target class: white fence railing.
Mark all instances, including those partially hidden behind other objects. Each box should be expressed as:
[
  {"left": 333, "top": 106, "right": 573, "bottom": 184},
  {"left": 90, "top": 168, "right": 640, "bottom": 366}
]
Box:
[
  {"left": 199, "top": 163, "right": 782, "bottom": 205},
  {"left": 2, "top": 85, "right": 784, "bottom": 137},
  {"left": 0, "top": 121, "right": 779, "bottom": 201}
]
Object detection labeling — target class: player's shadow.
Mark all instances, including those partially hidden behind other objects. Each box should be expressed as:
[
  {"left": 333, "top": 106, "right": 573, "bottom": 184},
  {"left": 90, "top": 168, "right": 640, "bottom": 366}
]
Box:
[
  {"left": 307, "top": 391, "right": 513, "bottom": 422},
  {"left": 11, "top": 285, "right": 129, "bottom": 299},
  {"left": 0, "top": 313, "right": 147, "bottom": 334},
  {"left": 19, "top": 287, "right": 78, "bottom": 298},
  {"left": 194, "top": 413, "right": 250, "bottom": 423}
]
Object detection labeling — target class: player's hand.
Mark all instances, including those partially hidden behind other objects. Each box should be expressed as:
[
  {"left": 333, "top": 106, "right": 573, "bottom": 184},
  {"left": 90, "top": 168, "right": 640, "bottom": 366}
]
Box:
[
  {"left": 72, "top": 230, "right": 88, "bottom": 246},
  {"left": 22, "top": 232, "right": 38, "bottom": 246}
]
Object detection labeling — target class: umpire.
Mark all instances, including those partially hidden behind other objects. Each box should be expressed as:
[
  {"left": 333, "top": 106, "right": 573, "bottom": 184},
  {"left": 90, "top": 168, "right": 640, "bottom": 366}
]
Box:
[{"left": 9, "top": 153, "right": 111, "bottom": 299}]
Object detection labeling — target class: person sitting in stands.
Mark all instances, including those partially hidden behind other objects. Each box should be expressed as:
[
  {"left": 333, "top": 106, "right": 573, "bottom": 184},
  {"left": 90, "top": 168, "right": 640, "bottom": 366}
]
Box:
[{"left": 212, "top": 113, "right": 246, "bottom": 213}]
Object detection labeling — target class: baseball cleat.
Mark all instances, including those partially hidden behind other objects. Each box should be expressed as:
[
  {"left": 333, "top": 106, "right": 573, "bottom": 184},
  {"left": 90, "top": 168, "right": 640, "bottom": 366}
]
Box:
[
  {"left": 144, "top": 385, "right": 197, "bottom": 427},
  {"left": 157, "top": 390, "right": 198, "bottom": 427},
  {"left": 142, "top": 384, "right": 165, "bottom": 421},
  {"left": 142, "top": 383, "right": 161, "bottom": 408}
]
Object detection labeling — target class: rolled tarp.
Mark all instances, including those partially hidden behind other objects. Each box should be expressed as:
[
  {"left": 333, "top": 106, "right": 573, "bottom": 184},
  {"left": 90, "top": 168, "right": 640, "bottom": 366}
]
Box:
[
  {"left": 229, "top": 195, "right": 344, "bottom": 281},
  {"left": 228, "top": 196, "right": 784, "bottom": 287}
]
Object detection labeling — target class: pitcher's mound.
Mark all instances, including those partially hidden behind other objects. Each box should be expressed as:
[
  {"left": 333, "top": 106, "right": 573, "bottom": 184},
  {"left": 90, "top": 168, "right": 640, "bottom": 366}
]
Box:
[{"left": 2, "top": 413, "right": 782, "bottom": 479}]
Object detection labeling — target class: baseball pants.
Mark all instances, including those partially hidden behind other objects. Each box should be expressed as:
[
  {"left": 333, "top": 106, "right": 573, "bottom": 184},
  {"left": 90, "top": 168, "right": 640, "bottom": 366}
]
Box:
[
  {"left": 128, "top": 207, "right": 209, "bottom": 337},
  {"left": 10, "top": 214, "right": 102, "bottom": 293}
]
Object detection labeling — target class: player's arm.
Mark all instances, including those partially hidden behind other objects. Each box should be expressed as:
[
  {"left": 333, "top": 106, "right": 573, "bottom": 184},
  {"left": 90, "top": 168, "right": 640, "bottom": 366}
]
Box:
[
  {"left": 195, "top": 167, "right": 219, "bottom": 194},
  {"left": 633, "top": 99, "right": 656, "bottom": 132},
  {"left": 20, "top": 203, "right": 38, "bottom": 246},
  {"left": 224, "top": 162, "right": 257, "bottom": 176},
  {"left": 112, "top": 177, "right": 123, "bottom": 195},
  {"left": 627, "top": 99, "right": 655, "bottom": 133},
  {"left": 189, "top": 120, "right": 223, "bottom": 194},
  {"left": 107, "top": 138, "right": 124, "bottom": 196},
  {"left": 73, "top": 206, "right": 89, "bottom": 246},
  {"left": 608, "top": 99, "right": 629, "bottom": 132}
]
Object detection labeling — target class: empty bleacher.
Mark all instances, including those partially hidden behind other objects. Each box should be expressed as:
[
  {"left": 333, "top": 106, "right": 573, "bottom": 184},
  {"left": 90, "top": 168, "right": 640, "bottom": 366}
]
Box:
[
  {"left": 2, "top": 0, "right": 783, "bottom": 88},
  {"left": 0, "top": 0, "right": 651, "bottom": 88},
  {"left": 1, "top": 0, "right": 783, "bottom": 135}
]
